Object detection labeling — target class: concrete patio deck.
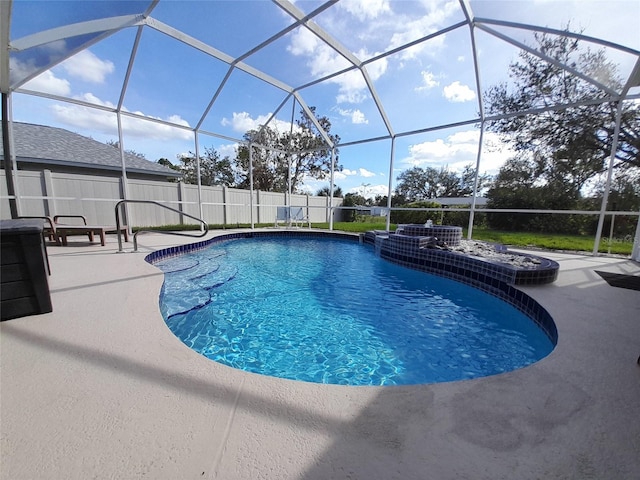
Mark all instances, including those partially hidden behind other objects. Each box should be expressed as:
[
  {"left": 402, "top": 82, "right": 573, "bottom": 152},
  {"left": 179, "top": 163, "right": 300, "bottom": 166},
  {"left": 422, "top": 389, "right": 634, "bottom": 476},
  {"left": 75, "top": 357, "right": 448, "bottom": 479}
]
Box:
[{"left": 1, "top": 230, "right": 639, "bottom": 480}]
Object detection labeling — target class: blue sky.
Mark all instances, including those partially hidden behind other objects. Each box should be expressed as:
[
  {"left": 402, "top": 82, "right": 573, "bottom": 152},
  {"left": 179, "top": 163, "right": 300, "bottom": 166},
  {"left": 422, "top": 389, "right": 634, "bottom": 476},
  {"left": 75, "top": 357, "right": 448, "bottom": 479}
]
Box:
[{"left": 8, "top": 0, "right": 640, "bottom": 197}]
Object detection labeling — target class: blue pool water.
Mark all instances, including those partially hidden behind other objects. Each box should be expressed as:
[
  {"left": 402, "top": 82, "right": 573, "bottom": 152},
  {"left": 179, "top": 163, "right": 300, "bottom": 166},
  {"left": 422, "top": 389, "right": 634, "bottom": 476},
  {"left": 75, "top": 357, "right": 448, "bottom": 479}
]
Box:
[{"left": 155, "top": 237, "right": 554, "bottom": 386}]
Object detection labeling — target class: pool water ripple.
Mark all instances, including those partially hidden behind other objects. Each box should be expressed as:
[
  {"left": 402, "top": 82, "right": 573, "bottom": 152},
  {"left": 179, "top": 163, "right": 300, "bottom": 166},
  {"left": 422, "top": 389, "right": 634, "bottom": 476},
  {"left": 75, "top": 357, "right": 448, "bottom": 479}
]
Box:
[{"left": 156, "top": 237, "right": 554, "bottom": 386}]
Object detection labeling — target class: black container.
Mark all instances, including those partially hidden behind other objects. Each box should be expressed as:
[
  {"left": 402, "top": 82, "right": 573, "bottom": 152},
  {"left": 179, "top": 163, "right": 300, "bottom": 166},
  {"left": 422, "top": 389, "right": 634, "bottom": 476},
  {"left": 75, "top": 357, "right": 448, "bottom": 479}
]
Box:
[{"left": 1, "top": 219, "right": 52, "bottom": 320}]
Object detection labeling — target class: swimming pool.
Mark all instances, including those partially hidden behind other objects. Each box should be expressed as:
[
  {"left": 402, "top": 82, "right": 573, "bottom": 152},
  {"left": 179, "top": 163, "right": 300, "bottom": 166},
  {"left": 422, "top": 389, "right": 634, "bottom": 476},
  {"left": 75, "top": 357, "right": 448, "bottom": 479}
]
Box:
[{"left": 152, "top": 235, "right": 555, "bottom": 386}]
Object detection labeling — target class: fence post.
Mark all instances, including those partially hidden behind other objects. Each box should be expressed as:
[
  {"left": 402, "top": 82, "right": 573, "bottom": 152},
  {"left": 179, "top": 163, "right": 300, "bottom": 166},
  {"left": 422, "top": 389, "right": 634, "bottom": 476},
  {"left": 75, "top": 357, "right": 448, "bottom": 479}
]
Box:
[
  {"left": 256, "top": 190, "right": 261, "bottom": 225},
  {"left": 42, "top": 169, "right": 55, "bottom": 216},
  {"left": 326, "top": 195, "right": 330, "bottom": 223},
  {"left": 607, "top": 213, "right": 616, "bottom": 254},
  {"left": 222, "top": 186, "right": 228, "bottom": 227},
  {"left": 177, "top": 181, "right": 186, "bottom": 226}
]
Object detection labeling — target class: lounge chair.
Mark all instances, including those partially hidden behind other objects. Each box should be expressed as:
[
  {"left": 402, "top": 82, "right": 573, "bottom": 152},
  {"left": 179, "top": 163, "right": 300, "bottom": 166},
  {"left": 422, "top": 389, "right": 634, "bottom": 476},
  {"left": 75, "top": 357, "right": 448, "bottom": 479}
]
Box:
[
  {"left": 274, "top": 206, "right": 310, "bottom": 228},
  {"left": 19, "top": 215, "right": 129, "bottom": 246},
  {"left": 275, "top": 206, "right": 290, "bottom": 227},
  {"left": 53, "top": 215, "right": 129, "bottom": 246},
  {"left": 289, "top": 207, "right": 311, "bottom": 228}
]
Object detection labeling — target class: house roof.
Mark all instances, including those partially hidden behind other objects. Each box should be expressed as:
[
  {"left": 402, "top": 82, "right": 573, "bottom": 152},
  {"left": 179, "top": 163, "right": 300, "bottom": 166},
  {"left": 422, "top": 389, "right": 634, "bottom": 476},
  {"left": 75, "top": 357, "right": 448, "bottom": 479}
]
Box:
[{"left": 0, "top": 122, "right": 181, "bottom": 178}]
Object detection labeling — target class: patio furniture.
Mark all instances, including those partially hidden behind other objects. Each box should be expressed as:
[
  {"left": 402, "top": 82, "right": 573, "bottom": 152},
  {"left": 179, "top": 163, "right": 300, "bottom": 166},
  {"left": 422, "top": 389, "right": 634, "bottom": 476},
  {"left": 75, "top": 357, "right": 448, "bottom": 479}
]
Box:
[
  {"left": 0, "top": 219, "right": 52, "bottom": 320},
  {"left": 19, "top": 215, "right": 129, "bottom": 246},
  {"left": 52, "top": 215, "right": 129, "bottom": 246},
  {"left": 274, "top": 206, "right": 310, "bottom": 228}
]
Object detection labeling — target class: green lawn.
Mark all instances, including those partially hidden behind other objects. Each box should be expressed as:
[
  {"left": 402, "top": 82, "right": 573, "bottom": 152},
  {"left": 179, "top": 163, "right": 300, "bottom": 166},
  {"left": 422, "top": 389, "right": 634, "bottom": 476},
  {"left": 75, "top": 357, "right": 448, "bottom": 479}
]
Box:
[
  {"left": 135, "top": 222, "right": 634, "bottom": 255},
  {"left": 469, "top": 228, "right": 632, "bottom": 255},
  {"left": 311, "top": 222, "right": 634, "bottom": 255}
]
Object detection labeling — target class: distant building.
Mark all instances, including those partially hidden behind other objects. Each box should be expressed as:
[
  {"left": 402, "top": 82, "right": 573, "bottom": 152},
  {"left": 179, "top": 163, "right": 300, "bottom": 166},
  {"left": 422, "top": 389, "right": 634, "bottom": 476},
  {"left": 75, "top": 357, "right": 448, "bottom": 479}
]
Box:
[
  {"left": 0, "top": 122, "right": 181, "bottom": 181},
  {"left": 435, "top": 197, "right": 488, "bottom": 207}
]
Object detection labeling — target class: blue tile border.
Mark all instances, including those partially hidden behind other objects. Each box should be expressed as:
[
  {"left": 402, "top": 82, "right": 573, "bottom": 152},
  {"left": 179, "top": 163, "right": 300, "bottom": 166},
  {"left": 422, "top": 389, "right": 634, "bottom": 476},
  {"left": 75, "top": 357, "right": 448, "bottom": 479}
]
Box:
[
  {"left": 144, "top": 229, "right": 557, "bottom": 345},
  {"left": 144, "top": 230, "right": 359, "bottom": 266}
]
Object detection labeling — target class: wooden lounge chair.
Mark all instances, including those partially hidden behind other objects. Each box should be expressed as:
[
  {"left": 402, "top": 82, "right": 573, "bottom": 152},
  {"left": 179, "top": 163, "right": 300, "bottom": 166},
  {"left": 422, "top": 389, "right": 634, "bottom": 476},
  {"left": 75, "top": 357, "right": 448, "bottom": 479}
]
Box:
[
  {"left": 52, "top": 215, "right": 129, "bottom": 246},
  {"left": 19, "top": 215, "right": 128, "bottom": 246},
  {"left": 17, "top": 216, "right": 61, "bottom": 245}
]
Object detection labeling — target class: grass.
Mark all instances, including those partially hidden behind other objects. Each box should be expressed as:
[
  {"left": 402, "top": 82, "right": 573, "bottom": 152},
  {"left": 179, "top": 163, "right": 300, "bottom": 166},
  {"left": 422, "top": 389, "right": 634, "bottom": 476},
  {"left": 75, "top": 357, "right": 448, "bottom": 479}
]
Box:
[
  {"left": 311, "top": 222, "right": 633, "bottom": 255},
  {"left": 469, "top": 228, "right": 632, "bottom": 255},
  {"left": 133, "top": 222, "right": 634, "bottom": 255}
]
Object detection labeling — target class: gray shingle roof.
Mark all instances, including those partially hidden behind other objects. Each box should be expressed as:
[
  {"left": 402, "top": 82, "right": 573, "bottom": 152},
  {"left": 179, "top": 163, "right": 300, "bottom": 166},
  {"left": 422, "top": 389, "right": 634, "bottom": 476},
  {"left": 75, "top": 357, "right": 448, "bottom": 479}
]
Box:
[{"left": 0, "top": 122, "right": 181, "bottom": 178}]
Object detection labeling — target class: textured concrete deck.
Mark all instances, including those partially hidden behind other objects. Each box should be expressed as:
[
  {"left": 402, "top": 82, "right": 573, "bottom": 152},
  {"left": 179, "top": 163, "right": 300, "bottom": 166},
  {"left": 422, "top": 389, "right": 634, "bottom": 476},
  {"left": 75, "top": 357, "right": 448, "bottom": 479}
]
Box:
[{"left": 1, "top": 230, "right": 639, "bottom": 480}]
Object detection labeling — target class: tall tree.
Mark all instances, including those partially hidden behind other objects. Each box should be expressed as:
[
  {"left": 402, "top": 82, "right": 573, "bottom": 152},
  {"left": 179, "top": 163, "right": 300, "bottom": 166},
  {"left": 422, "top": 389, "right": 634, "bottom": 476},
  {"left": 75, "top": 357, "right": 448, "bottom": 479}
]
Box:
[
  {"left": 235, "top": 126, "right": 288, "bottom": 191},
  {"left": 395, "top": 167, "right": 441, "bottom": 200},
  {"left": 485, "top": 156, "right": 582, "bottom": 232},
  {"left": 107, "top": 140, "right": 147, "bottom": 160},
  {"left": 485, "top": 30, "right": 640, "bottom": 197},
  {"left": 157, "top": 158, "right": 181, "bottom": 172},
  {"left": 395, "top": 165, "right": 489, "bottom": 201},
  {"left": 459, "top": 164, "right": 492, "bottom": 196},
  {"left": 235, "top": 107, "right": 341, "bottom": 193},
  {"left": 316, "top": 185, "right": 343, "bottom": 197},
  {"left": 177, "top": 146, "right": 235, "bottom": 186}
]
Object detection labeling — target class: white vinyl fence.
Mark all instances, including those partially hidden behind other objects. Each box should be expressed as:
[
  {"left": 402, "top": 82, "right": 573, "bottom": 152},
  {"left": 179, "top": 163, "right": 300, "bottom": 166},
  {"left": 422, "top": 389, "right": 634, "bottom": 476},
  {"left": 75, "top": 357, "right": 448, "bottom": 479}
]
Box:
[{"left": 1, "top": 170, "right": 343, "bottom": 227}]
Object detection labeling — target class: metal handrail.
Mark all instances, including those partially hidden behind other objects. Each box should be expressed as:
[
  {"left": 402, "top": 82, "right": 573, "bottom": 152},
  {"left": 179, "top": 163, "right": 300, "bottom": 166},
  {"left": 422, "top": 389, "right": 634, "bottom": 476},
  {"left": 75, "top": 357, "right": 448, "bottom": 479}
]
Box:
[{"left": 115, "top": 200, "right": 209, "bottom": 252}]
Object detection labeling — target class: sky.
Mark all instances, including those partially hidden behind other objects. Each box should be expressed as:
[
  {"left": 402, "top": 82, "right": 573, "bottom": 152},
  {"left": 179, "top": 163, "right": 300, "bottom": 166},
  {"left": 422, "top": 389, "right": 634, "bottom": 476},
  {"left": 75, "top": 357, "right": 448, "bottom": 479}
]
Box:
[{"left": 7, "top": 0, "right": 640, "bottom": 198}]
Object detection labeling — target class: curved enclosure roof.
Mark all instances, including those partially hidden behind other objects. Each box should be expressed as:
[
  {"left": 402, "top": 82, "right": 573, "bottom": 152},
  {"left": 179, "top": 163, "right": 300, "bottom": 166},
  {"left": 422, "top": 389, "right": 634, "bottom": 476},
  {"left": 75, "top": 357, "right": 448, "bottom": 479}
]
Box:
[{"left": 1, "top": 0, "right": 639, "bottom": 196}]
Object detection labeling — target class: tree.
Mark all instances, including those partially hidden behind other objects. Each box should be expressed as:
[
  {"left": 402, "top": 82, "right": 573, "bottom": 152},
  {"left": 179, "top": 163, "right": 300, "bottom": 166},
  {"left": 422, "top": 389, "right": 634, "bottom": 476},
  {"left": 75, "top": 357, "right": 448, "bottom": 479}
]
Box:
[
  {"left": 486, "top": 155, "right": 592, "bottom": 233},
  {"left": 484, "top": 30, "right": 640, "bottom": 233},
  {"left": 485, "top": 30, "right": 640, "bottom": 196},
  {"left": 235, "top": 107, "right": 341, "bottom": 193},
  {"left": 177, "top": 147, "right": 235, "bottom": 186},
  {"left": 155, "top": 157, "right": 181, "bottom": 182},
  {"left": 235, "top": 126, "right": 287, "bottom": 191},
  {"left": 459, "top": 164, "right": 492, "bottom": 196},
  {"left": 395, "top": 165, "right": 489, "bottom": 201},
  {"left": 395, "top": 167, "right": 442, "bottom": 200},
  {"left": 316, "top": 185, "right": 343, "bottom": 197},
  {"left": 157, "top": 158, "right": 181, "bottom": 172},
  {"left": 107, "top": 140, "right": 147, "bottom": 160},
  {"left": 341, "top": 192, "right": 369, "bottom": 222}
]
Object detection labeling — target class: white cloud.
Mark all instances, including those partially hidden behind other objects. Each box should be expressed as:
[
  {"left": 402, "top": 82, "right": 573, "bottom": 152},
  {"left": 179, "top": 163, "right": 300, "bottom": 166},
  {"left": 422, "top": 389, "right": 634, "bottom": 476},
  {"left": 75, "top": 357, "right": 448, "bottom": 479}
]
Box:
[
  {"left": 19, "top": 68, "right": 71, "bottom": 96},
  {"left": 334, "top": 168, "right": 359, "bottom": 180},
  {"left": 12, "top": 49, "right": 113, "bottom": 93},
  {"left": 350, "top": 110, "right": 368, "bottom": 124},
  {"left": 415, "top": 70, "right": 440, "bottom": 92},
  {"left": 333, "top": 70, "right": 369, "bottom": 104},
  {"left": 217, "top": 143, "right": 238, "bottom": 159},
  {"left": 287, "top": 1, "right": 458, "bottom": 103},
  {"left": 9, "top": 40, "right": 70, "bottom": 84},
  {"left": 298, "top": 175, "right": 327, "bottom": 195},
  {"left": 221, "top": 111, "right": 296, "bottom": 134},
  {"left": 333, "top": 167, "right": 377, "bottom": 181},
  {"left": 288, "top": 28, "right": 351, "bottom": 76},
  {"left": 338, "top": 0, "right": 391, "bottom": 20},
  {"left": 51, "top": 93, "right": 193, "bottom": 141},
  {"left": 347, "top": 183, "right": 388, "bottom": 199},
  {"left": 288, "top": 28, "right": 387, "bottom": 104},
  {"left": 60, "top": 50, "right": 114, "bottom": 83},
  {"left": 443, "top": 81, "right": 476, "bottom": 102},
  {"left": 387, "top": 0, "right": 458, "bottom": 61},
  {"left": 400, "top": 129, "right": 515, "bottom": 174},
  {"left": 336, "top": 108, "right": 369, "bottom": 124}
]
